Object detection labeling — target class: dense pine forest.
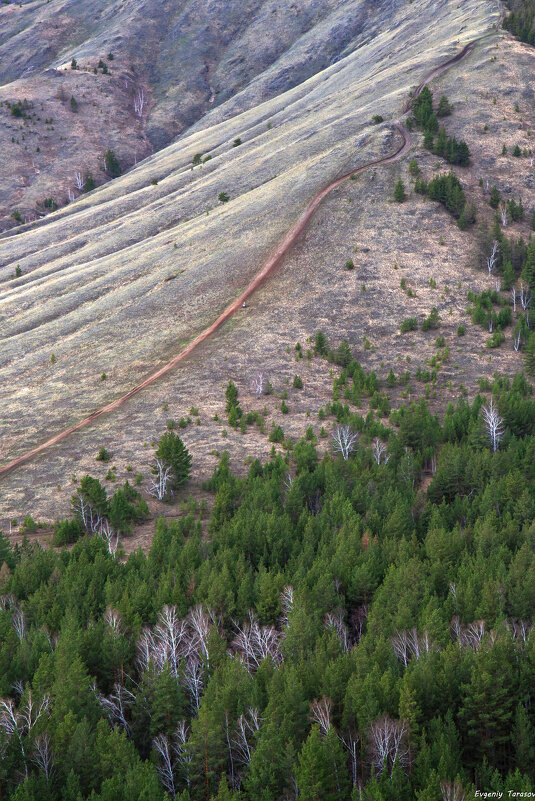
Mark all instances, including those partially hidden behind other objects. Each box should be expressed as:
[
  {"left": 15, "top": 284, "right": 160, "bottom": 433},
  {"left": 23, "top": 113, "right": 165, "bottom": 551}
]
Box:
[
  {"left": 2, "top": 359, "right": 535, "bottom": 800},
  {"left": 504, "top": 0, "right": 535, "bottom": 43}
]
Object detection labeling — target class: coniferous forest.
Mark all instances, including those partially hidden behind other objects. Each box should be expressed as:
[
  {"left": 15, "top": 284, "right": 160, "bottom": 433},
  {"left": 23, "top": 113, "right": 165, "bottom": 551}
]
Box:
[{"left": 2, "top": 362, "right": 535, "bottom": 800}]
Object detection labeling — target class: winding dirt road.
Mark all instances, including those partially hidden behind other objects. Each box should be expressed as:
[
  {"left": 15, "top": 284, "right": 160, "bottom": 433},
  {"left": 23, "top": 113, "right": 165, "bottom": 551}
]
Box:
[{"left": 0, "top": 37, "right": 480, "bottom": 478}]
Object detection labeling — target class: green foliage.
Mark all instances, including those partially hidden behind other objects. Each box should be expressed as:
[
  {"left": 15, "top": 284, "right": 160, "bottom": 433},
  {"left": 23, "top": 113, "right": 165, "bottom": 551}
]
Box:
[
  {"left": 225, "top": 380, "right": 242, "bottom": 427},
  {"left": 422, "top": 307, "right": 440, "bottom": 332},
  {"left": 400, "top": 317, "right": 418, "bottom": 333},
  {"left": 433, "top": 126, "right": 471, "bottom": 166},
  {"left": 503, "top": 1, "right": 535, "bottom": 44},
  {"left": 104, "top": 149, "right": 121, "bottom": 178},
  {"left": 490, "top": 186, "right": 501, "bottom": 209},
  {"left": 218, "top": 192, "right": 230, "bottom": 203},
  {"left": 427, "top": 172, "right": 474, "bottom": 225},
  {"left": 468, "top": 289, "right": 512, "bottom": 333},
  {"left": 269, "top": 424, "right": 284, "bottom": 442},
  {"left": 293, "top": 375, "right": 303, "bottom": 389},
  {"left": 7, "top": 326, "right": 535, "bottom": 800},
  {"left": 372, "top": 114, "right": 384, "bottom": 124},
  {"left": 437, "top": 94, "right": 453, "bottom": 117},
  {"left": 70, "top": 95, "right": 78, "bottom": 112},
  {"left": 155, "top": 431, "right": 192, "bottom": 492},
  {"left": 394, "top": 178, "right": 406, "bottom": 202},
  {"left": 96, "top": 447, "right": 110, "bottom": 462},
  {"left": 507, "top": 197, "right": 524, "bottom": 222},
  {"left": 314, "top": 331, "right": 329, "bottom": 356}
]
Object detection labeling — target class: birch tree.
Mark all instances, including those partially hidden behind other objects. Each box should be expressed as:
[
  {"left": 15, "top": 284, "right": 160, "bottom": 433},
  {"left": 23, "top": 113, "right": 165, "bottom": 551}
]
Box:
[
  {"left": 332, "top": 425, "right": 358, "bottom": 461},
  {"left": 368, "top": 715, "right": 409, "bottom": 776},
  {"left": 481, "top": 398, "right": 505, "bottom": 452},
  {"left": 486, "top": 240, "right": 499, "bottom": 275}
]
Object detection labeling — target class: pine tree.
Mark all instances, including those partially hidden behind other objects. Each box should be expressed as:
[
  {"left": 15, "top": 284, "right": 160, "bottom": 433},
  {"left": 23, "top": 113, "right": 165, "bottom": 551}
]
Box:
[
  {"left": 394, "top": 179, "right": 406, "bottom": 203},
  {"left": 295, "top": 725, "right": 347, "bottom": 801},
  {"left": 104, "top": 149, "right": 121, "bottom": 178},
  {"left": 490, "top": 186, "right": 501, "bottom": 209},
  {"left": 155, "top": 431, "right": 192, "bottom": 491},
  {"left": 512, "top": 702, "right": 535, "bottom": 773},
  {"left": 437, "top": 95, "right": 452, "bottom": 117}
]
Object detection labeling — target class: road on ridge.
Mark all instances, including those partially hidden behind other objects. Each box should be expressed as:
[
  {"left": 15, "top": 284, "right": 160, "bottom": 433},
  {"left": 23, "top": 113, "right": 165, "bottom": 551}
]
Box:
[{"left": 0, "top": 37, "right": 480, "bottom": 478}]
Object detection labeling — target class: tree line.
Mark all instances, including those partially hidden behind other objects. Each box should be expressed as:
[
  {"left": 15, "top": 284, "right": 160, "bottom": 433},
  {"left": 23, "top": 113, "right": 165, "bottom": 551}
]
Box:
[{"left": 2, "top": 358, "right": 535, "bottom": 798}]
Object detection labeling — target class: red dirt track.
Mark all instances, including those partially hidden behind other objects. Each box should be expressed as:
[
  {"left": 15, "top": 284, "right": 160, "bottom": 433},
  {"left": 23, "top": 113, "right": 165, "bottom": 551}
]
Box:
[{"left": 0, "top": 40, "right": 480, "bottom": 478}]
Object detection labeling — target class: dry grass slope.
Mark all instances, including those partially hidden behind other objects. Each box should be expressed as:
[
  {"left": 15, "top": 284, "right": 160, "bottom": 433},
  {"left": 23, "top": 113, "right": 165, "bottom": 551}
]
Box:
[{"left": 2, "top": 0, "right": 522, "bottom": 530}]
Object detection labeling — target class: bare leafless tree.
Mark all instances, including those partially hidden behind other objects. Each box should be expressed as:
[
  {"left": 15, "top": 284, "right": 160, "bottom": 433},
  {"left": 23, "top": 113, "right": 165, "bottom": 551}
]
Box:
[
  {"left": 324, "top": 610, "right": 350, "bottom": 651},
  {"left": 12, "top": 608, "right": 26, "bottom": 641},
  {"left": 494, "top": 278, "right": 501, "bottom": 293},
  {"left": 441, "top": 780, "right": 466, "bottom": 801},
  {"left": 173, "top": 721, "right": 192, "bottom": 788},
  {"left": 339, "top": 730, "right": 359, "bottom": 787},
  {"left": 32, "top": 733, "right": 54, "bottom": 781},
  {"left": 463, "top": 620, "right": 486, "bottom": 650},
  {"left": 149, "top": 458, "right": 172, "bottom": 501},
  {"left": 232, "top": 708, "right": 261, "bottom": 767},
  {"left": 189, "top": 605, "right": 216, "bottom": 667},
  {"left": 482, "top": 398, "right": 505, "bottom": 452},
  {"left": 99, "top": 520, "right": 119, "bottom": 555},
  {"left": 332, "top": 425, "right": 358, "bottom": 461},
  {"left": 391, "top": 628, "right": 435, "bottom": 667},
  {"left": 499, "top": 202, "right": 508, "bottom": 227},
  {"left": 0, "top": 594, "right": 16, "bottom": 612},
  {"left": 368, "top": 715, "right": 409, "bottom": 776},
  {"left": 74, "top": 171, "right": 85, "bottom": 191},
  {"left": 451, "top": 617, "right": 487, "bottom": 650},
  {"left": 372, "top": 438, "right": 389, "bottom": 466},
  {"left": 231, "top": 612, "right": 281, "bottom": 672},
  {"left": 134, "top": 88, "right": 146, "bottom": 117},
  {"left": 73, "top": 492, "right": 106, "bottom": 535},
  {"left": 98, "top": 683, "right": 135, "bottom": 732},
  {"left": 486, "top": 240, "right": 499, "bottom": 275},
  {"left": 520, "top": 281, "right": 532, "bottom": 312},
  {"left": 310, "top": 697, "right": 332, "bottom": 735},
  {"left": 251, "top": 371, "right": 268, "bottom": 397},
  {"left": 391, "top": 630, "right": 411, "bottom": 668},
  {"left": 154, "top": 604, "right": 188, "bottom": 678},
  {"left": 182, "top": 656, "right": 204, "bottom": 712},
  {"left": 512, "top": 287, "right": 517, "bottom": 313},
  {"left": 506, "top": 619, "right": 532, "bottom": 645},
  {"left": 104, "top": 607, "right": 122, "bottom": 637},
  {"left": 153, "top": 734, "right": 176, "bottom": 798},
  {"left": 0, "top": 692, "right": 50, "bottom": 770},
  {"left": 514, "top": 329, "right": 523, "bottom": 352},
  {"left": 135, "top": 627, "right": 156, "bottom": 673},
  {"left": 280, "top": 585, "right": 294, "bottom": 628},
  {"left": 67, "top": 189, "right": 75, "bottom": 203}
]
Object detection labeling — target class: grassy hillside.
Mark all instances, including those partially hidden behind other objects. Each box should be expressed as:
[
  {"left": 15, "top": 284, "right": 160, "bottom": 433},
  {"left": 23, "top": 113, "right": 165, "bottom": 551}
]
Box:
[
  {"left": 0, "top": 0, "right": 518, "bottom": 524},
  {"left": 0, "top": 0, "right": 402, "bottom": 227}
]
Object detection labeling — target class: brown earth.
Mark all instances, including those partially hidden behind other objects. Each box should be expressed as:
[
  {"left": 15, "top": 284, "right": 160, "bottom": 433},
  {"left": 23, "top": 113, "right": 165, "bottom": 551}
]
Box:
[
  {"left": 0, "top": 0, "right": 401, "bottom": 230},
  {"left": 4, "top": 0, "right": 535, "bottom": 551}
]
